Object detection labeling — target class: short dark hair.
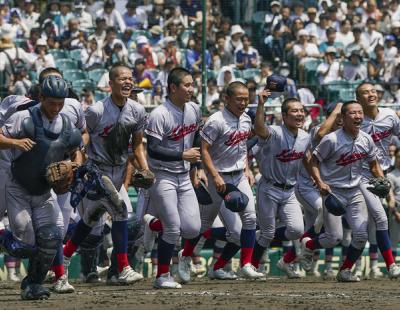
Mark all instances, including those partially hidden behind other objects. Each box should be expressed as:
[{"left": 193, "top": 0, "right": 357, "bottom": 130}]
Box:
[
  {"left": 341, "top": 100, "right": 360, "bottom": 115},
  {"left": 281, "top": 97, "right": 301, "bottom": 114},
  {"left": 226, "top": 81, "right": 247, "bottom": 97},
  {"left": 109, "top": 63, "right": 131, "bottom": 81},
  {"left": 326, "top": 27, "right": 336, "bottom": 35},
  {"left": 355, "top": 81, "right": 375, "bottom": 98},
  {"left": 39, "top": 67, "right": 62, "bottom": 84},
  {"left": 167, "top": 67, "right": 191, "bottom": 93}
]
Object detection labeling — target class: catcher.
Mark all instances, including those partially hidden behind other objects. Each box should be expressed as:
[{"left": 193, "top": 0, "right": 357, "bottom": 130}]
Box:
[{"left": 0, "top": 76, "right": 81, "bottom": 300}]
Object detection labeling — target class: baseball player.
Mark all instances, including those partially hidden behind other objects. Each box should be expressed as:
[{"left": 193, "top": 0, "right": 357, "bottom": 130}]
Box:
[
  {"left": 302, "top": 101, "right": 384, "bottom": 282},
  {"left": 387, "top": 148, "right": 400, "bottom": 258},
  {"left": 356, "top": 82, "right": 400, "bottom": 278},
  {"left": 145, "top": 67, "right": 202, "bottom": 289},
  {"left": 0, "top": 76, "right": 81, "bottom": 299},
  {"left": 251, "top": 94, "right": 310, "bottom": 279},
  {"left": 62, "top": 64, "right": 148, "bottom": 285},
  {"left": 179, "top": 81, "right": 263, "bottom": 282}
]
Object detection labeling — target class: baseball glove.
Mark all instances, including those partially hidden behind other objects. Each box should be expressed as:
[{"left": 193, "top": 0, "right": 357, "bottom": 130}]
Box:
[
  {"left": 367, "top": 177, "right": 391, "bottom": 198},
  {"left": 46, "top": 161, "right": 79, "bottom": 194},
  {"left": 131, "top": 169, "right": 155, "bottom": 189}
]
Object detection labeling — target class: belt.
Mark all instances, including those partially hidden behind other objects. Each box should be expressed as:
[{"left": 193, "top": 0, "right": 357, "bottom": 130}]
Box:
[
  {"left": 273, "top": 182, "right": 294, "bottom": 191},
  {"left": 220, "top": 170, "right": 243, "bottom": 176}
]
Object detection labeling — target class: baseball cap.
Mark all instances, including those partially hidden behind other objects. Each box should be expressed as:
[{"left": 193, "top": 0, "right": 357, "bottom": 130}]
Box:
[
  {"left": 230, "top": 24, "right": 245, "bottom": 36},
  {"left": 136, "top": 35, "right": 148, "bottom": 45},
  {"left": 194, "top": 181, "right": 213, "bottom": 205},
  {"left": 270, "top": 1, "right": 281, "bottom": 7},
  {"left": 324, "top": 193, "right": 346, "bottom": 216},
  {"left": 266, "top": 74, "right": 287, "bottom": 92},
  {"left": 218, "top": 183, "right": 249, "bottom": 213},
  {"left": 297, "top": 29, "right": 309, "bottom": 38}
]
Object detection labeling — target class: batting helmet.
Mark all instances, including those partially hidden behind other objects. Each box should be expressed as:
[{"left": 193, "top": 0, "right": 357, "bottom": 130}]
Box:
[
  {"left": 41, "top": 76, "right": 69, "bottom": 98},
  {"left": 324, "top": 193, "right": 346, "bottom": 216},
  {"left": 218, "top": 183, "right": 249, "bottom": 213}
]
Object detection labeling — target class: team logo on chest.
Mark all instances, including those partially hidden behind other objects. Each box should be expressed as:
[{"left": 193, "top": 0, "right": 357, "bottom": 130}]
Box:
[
  {"left": 275, "top": 149, "right": 304, "bottom": 162},
  {"left": 336, "top": 152, "right": 368, "bottom": 166},
  {"left": 99, "top": 124, "right": 114, "bottom": 137},
  {"left": 371, "top": 129, "right": 391, "bottom": 142},
  {"left": 168, "top": 123, "right": 198, "bottom": 141},
  {"left": 225, "top": 130, "right": 252, "bottom": 146}
]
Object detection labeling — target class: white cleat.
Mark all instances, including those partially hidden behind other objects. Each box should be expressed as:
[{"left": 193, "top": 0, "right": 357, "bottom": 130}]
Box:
[
  {"left": 277, "top": 258, "right": 301, "bottom": 279},
  {"left": 53, "top": 275, "right": 75, "bottom": 294},
  {"left": 369, "top": 266, "right": 384, "bottom": 279},
  {"left": 153, "top": 273, "right": 182, "bottom": 289},
  {"left": 177, "top": 249, "right": 191, "bottom": 283},
  {"left": 208, "top": 268, "right": 238, "bottom": 280},
  {"left": 323, "top": 269, "right": 336, "bottom": 279},
  {"left": 388, "top": 264, "right": 400, "bottom": 279},
  {"left": 337, "top": 268, "right": 360, "bottom": 282},
  {"left": 7, "top": 268, "right": 21, "bottom": 282},
  {"left": 240, "top": 263, "right": 264, "bottom": 279},
  {"left": 191, "top": 263, "right": 206, "bottom": 277},
  {"left": 299, "top": 237, "right": 314, "bottom": 272},
  {"left": 118, "top": 266, "right": 143, "bottom": 284}
]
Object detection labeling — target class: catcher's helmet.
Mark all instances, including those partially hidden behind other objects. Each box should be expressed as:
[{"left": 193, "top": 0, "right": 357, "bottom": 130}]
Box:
[{"left": 41, "top": 76, "right": 69, "bottom": 98}]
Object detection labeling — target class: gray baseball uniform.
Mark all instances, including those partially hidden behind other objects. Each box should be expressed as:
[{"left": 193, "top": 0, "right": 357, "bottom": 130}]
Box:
[
  {"left": 200, "top": 108, "right": 256, "bottom": 245},
  {"left": 256, "top": 125, "right": 310, "bottom": 248},
  {"left": 81, "top": 96, "right": 147, "bottom": 227},
  {"left": 145, "top": 99, "right": 202, "bottom": 245},
  {"left": 313, "top": 128, "right": 378, "bottom": 249},
  {"left": 387, "top": 169, "right": 400, "bottom": 252}
]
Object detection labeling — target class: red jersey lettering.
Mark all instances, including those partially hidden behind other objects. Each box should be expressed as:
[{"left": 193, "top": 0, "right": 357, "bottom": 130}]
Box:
[
  {"left": 371, "top": 129, "right": 391, "bottom": 142},
  {"left": 168, "top": 123, "right": 198, "bottom": 141},
  {"left": 224, "top": 130, "right": 252, "bottom": 146},
  {"left": 336, "top": 152, "right": 368, "bottom": 166},
  {"left": 275, "top": 149, "right": 305, "bottom": 162},
  {"left": 99, "top": 124, "right": 114, "bottom": 137}
]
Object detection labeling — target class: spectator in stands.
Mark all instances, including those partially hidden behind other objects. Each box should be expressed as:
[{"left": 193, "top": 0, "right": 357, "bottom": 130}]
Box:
[
  {"left": 235, "top": 34, "right": 259, "bottom": 70},
  {"left": 391, "top": 21, "right": 400, "bottom": 49},
  {"left": 388, "top": 76, "right": 400, "bottom": 104},
  {"left": 384, "top": 34, "right": 398, "bottom": 60},
  {"left": 255, "top": 62, "right": 273, "bottom": 85},
  {"left": 216, "top": 65, "right": 235, "bottom": 91},
  {"left": 389, "top": 0, "right": 400, "bottom": 22},
  {"left": 32, "top": 38, "right": 56, "bottom": 74},
  {"left": 290, "top": 18, "right": 305, "bottom": 44},
  {"left": 362, "top": 0, "right": 383, "bottom": 23},
  {"left": 59, "top": 18, "right": 82, "bottom": 50},
  {"left": 293, "top": 29, "right": 320, "bottom": 83},
  {"left": 129, "top": 35, "right": 158, "bottom": 69},
  {"left": 291, "top": 2, "right": 308, "bottom": 23},
  {"left": 121, "top": 28, "right": 134, "bottom": 50},
  {"left": 9, "top": 9, "right": 29, "bottom": 39},
  {"left": 345, "top": 25, "right": 367, "bottom": 57},
  {"left": 151, "top": 80, "right": 163, "bottom": 106},
  {"left": 264, "top": 26, "right": 285, "bottom": 62},
  {"left": 368, "top": 44, "right": 391, "bottom": 82},
  {"left": 211, "top": 32, "right": 232, "bottom": 71},
  {"left": 74, "top": 1, "right": 93, "bottom": 31},
  {"left": 180, "top": 0, "right": 202, "bottom": 25},
  {"left": 204, "top": 77, "right": 219, "bottom": 109},
  {"left": 85, "top": 0, "right": 103, "bottom": 20},
  {"left": 304, "top": 7, "right": 318, "bottom": 39},
  {"left": 317, "top": 46, "right": 342, "bottom": 85},
  {"left": 123, "top": 1, "right": 144, "bottom": 30},
  {"left": 70, "top": 30, "right": 87, "bottom": 50},
  {"left": 327, "top": 5, "right": 340, "bottom": 31},
  {"left": 156, "top": 57, "right": 175, "bottom": 93},
  {"left": 97, "top": 71, "right": 111, "bottom": 92},
  {"left": 225, "top": 24, "right": 244, "bottom": 56},
  {"left": 88, "top": 16, "right": 107, "bottom": 45},
  {"left": 133, "top": 58, "right": 153, "bottom": 89},
  {"left": 186, "top": 36, "right": 211, "bottom": 73},
  {"left": 96, "top": 0, "right": 126, "bottom": 33},
  {"left": 147, "top": 0, "right": 165, "bottom": 29},
  {"left": 102, "top": 26, "right": 128, "bottom": 61},
  {"left": 25, "top": 27, "right": 40, "bottom": 53},
  {"left": 8, "top": 66, "right": 31, "bottom": 96},
  {"left": 264, "top": 1, "right": 282, "bottom": 35},
  {"left": 165, "top": 6, "right": 188, "bottom": 30},
  {"left": 336, "top": 19, "right": 355, "bottom": 48},
  {"left": 158, "top": 36, "right": 181, "bottom": 67},
  {"left": 362, "top": 17, "right": 384, "bottom": 54},
  {"left": 21, "top": 0, "right": 39, "bottom": 32},
  {"left": 111, "top": 42, "right": 129, "bottom": 65},
  {"left": 81, "top": 37, "right": 103, "bottom": 70},
  {"left": 319, "top": 27, "right": 344, "bottom": 55},
  {"left": 149, "top": 25, "right": 163, "bottom": 46},
  {"left": 54, "top": 1, "right": 74, "bottom": 34},
  {"left": 315, "top": 13, "right": 330, "bottom": 44},
  {"left": 246, "top": 79, "right": 258, "bottom": 105},
  {"left": 343, "top": 49, "right": 367, "bottom": 82},
  {"left": 81, "top": 87, "right": 95, "bottom": 111}
]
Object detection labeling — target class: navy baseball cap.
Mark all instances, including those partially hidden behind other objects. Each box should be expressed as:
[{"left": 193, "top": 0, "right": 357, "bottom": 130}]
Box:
[
  {"left": 194, "top": 180, "right": 213, "bottom": 205},
  {"left": 266, "top": 74, "right": 287, "bottom": 92},
  {"left": 218, "top": 183, "right": 249, "bottom": 213},
  {"left": 324, "top": 193, "right": 346, "bottom": 216}
]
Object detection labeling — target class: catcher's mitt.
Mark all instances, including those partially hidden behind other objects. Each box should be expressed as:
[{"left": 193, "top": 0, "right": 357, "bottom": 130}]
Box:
[
  {"left": 131, "top": 169, "right": 155, "bottom": 189},
  {"left": 46, "top": 161, "right": 79, "bottom": 194},
  {"left": 367, "top": 177, "right": 391, "bottom": 198}
]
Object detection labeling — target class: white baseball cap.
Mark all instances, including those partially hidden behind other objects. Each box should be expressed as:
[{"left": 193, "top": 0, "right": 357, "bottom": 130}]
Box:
[
  {"left": 230, "top": 25, "right": 245, "bottom": 36},
  {"left": 136, "top": 35, "right": 148, "bottom": 45},
  {"left": 297, "top": 29, "right": 309, "bottom": 38}
]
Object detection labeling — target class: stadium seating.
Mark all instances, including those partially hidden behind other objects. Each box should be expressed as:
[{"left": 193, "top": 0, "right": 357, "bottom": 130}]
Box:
[{"left": 55, "top": 59, "right": 78, "bottom": 71}]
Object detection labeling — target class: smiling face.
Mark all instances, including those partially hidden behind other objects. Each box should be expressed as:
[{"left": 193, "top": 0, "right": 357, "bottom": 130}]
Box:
[
  {"left": 110, "top": 67, "right": 134, "bottom": 99},
  {"left": 225, "top": 85, "right": 249, "bottom": 117},
  {"left": 356, "top": 83, "right": 378, "bottom": 109},
  {"left": 282, "top": 100, "right": 305, "bottom": 130},
  {"left": 170, "top": 74, "right": 194, "bottom": 105},
  {"left": 342, "top": 103, "right": 363, "bottom": 135}
]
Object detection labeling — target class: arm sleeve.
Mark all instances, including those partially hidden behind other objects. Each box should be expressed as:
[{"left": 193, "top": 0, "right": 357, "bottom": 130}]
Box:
[
  {"left": 246, "top": 135, "right": 259, "bottom": 151},
  {"left": 147, "top": 135, "right": 183, "bottom": 161},
  {"left": 84, "top": 104, "right": 101, "bottom": 133},
  {"left": 200, "top": 118, "right": 220, "bottom": 146},
  {"left": 313, "top": 135, "right": 334, "bottom": 162}
]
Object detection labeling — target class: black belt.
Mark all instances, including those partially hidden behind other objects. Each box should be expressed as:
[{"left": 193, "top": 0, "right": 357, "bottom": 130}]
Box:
[
  {"left": 273, "top": 182, "right": 294, "bottom": 191},
  {"left": 220, "top": 170, "right": 243, "bottom": 176}
]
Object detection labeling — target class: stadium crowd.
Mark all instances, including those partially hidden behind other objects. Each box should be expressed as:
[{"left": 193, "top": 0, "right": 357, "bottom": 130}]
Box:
[{"left": 1, "top": 0, "right": 400, "bottom": 285}]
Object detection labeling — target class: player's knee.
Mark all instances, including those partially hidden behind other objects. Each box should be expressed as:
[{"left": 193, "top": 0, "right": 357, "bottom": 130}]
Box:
[
  {"left": 226, "top": 231, "right": 241, "bottom": 246},
  {"left": 181, "top": 222, "right": 201, "bottom": 240},
  {"left": 241, "top": 211, "right": 257, "bottom": 230},
  {"left": 35, "top": 224, "right": 63, "bottom": 250},
  {"left": 326, "top": 231, "right": 343, "bottom": 247},
  {"left": 285, "top": 224, "right": 304, "bottom": 240},
  {"left": 352, "top": 230, "right": 368, "bottom": 248}
]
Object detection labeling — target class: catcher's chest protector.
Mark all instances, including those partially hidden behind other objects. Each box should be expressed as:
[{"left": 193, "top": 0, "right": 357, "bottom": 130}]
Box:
[{"left": 11, "top": 106, "right": 82, "bottom": 195}]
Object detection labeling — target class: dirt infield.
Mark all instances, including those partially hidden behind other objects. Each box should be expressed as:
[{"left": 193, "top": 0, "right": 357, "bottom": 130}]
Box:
[{"left": 1, "top": 277, "right": 399, "bottom": 310}]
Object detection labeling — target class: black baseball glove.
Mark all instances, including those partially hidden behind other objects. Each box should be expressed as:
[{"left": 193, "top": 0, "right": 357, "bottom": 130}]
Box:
[{"left": 367, "top": 177, "right": 391, "bottom": 198}]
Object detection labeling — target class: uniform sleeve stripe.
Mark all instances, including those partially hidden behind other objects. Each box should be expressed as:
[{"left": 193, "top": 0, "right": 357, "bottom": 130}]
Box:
[
  {"left": 200, "top": 130, "right": 214, "bottom": 145},
  {"left": 145, "top": 129, "right": 162, "bottom": 140}
]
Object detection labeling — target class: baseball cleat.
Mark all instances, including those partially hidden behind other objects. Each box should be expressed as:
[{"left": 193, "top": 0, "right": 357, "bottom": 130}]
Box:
[
  {"left": 84, "top": 272, "right": 101, "bottom": 283},
  {"left": 208, "top": 268, "right": 238, "bottom": 280},
  {"left": 299, "top": 237, "right": 313, "bottom": 272},
  {"left": 191, "top": 262, "right": 206, "bottom": 277},
  {"left": 53, "top": 274, "right": 75, "bottom": 293},
  {"left": 323, "top": 268, "right": 336, "bottom": 279},
  {"left": 7, "top": 267, "right": 22, "bottom": 282},
  {"left": 106, "top": 275, "right": 119, "bottom": 285},
  {"left": 369, "top": 266, "right": 384, "bottom": 279},
  {"left": 21, "top": 284, "right": 51, "bottom": 300},
  {"left": 240, "top": 263, "right": 264, "bottom": 279},
  {"left": 336, "top": 268, "right": 360, "bottom": 282},
  {"left": 118, "top": 266, "right": 143, "bottom": 284},
  {"left": 177, "top": 249, "right": 191, "bottom": 283},
  {"left": 153, "top": 273, "right": 182, "bottom": 289},
  {"left": 277, "top": 258, "right": 301, "bottom": 279},
  {"left": 388, "top": 264, "right": 400, "bottom": 279}
]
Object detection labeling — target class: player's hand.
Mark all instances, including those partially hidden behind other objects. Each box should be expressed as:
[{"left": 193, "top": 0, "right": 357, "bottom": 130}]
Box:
[
  {"left": 182, "top": 147, "right": 201, "bottom": 163},
  {"left": 214, "top": 174, "right": 226, "bottom": 193},
  {"left": 245, "top": 169, "right": 255, "bottom": 187},
  {"left": 190, "top": 168, "right": 200, "bottom": 188},
  {"left": 258, "top": 89, "right": 271, "bottom": 105},
  {"left": 317, "top": 181, "right": 331, "bottom": 196},
  {"left": 197, "top": 168, "right": 208, "bottom": 187},
  {"left": 14, "top": 138, "right": 36, "bottom": 152}
]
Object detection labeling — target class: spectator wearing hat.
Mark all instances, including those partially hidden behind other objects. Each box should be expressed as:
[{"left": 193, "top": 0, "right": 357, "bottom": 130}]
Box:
[
  {"left": 129, "top": 35, "right": 158, "bottom": 69},
  {"left": 343, "top": 50, "right": 367, "bottom": 82},
  {"left": 304, "top": 7, "right": 318, "bottom": 39},
  {"left": 317, "top": 46, "right": 342, "bottom": 85},
  {"left": 345, "top": 25, "right": 368, "bottom": 57},
  {"left": 32, "top": 38, "right": 56, "bottom": 74},
  {"left": 336, "top": 19, "right": 355, "bottom": 48},
  {"left": 225, "top": 24, "right": 245, "bottom": 56},
  {"left": 362, "top": 17, "right": 384, "bottom": 54},
  {"left": 384, "top": 34, "right": 398, "bottom": 60},
  {"left": 186, "top": 36, "right": 211, "bottom": 73},
  {"left": 96, "top": 0, "right": 126, "bottom": 33},
  {"left": 293, "top": 29, "right": 320, "bottom": 72},
  {"left": 88, "top": 16, "right": 107, "bottom": 45},
  {"left": 103, "top": 26, "right": 128, "bottom": 61},
  {"left": 235, "top": 34, "right": 259, "bottom": 70},
  {"left": 81, "top": 37, "right": 103, "bottom": 70},
  {"left": 158, "top": 36, "right": 181, "bottom": 67},
  {"left": 264, "top": 1, "right": 282, "bottom": 34},
  {"left": 74, "top": 1, "right": 93, "bottom": 31},
  {"left": 54, "top": 1, "right": 74, "bottom": 34},
  {"left": 9, "top": 9, "right": 29, "bottom": 39},
  {"left": 149, "top": 25, "right": 164, "bottom": 46},
  {"left": 319, "top": 27, "right": 344, "bottom": 55},
  {"left": 216, "top": 66, "right": 235, "bottom": 91},
  {"left": 391, "top": 21, "right": 400, "bottom": 49},
  {"left": 21, "top": 0, "right": 39, "bottom": 32}
]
